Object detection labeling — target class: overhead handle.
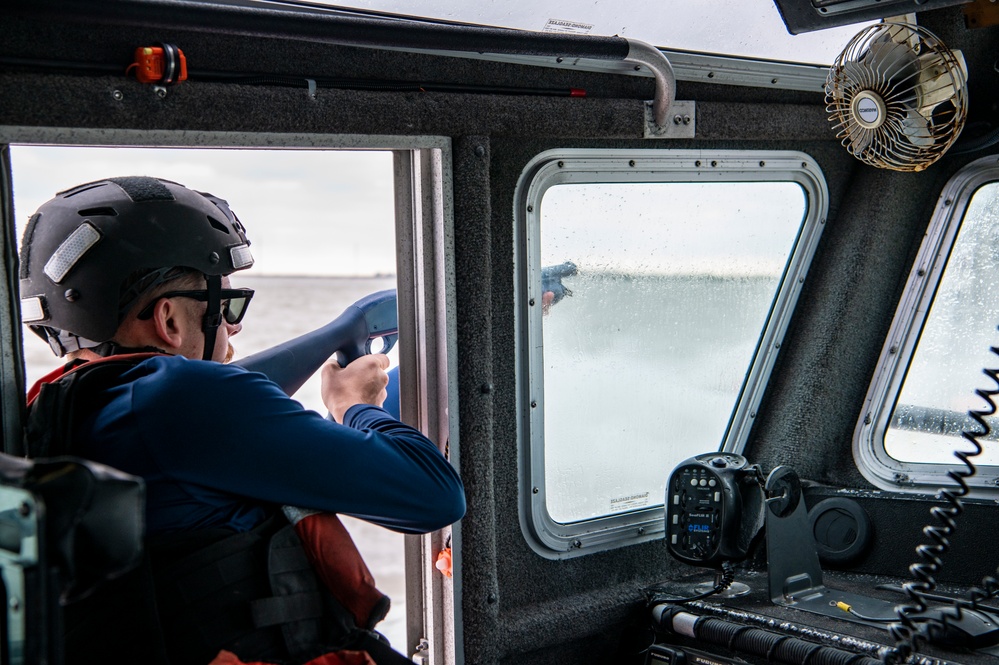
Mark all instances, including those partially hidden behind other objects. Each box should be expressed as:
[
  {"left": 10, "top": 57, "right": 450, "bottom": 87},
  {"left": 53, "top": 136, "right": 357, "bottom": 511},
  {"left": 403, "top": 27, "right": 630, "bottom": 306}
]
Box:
[{"left": 624, "top": 39, "right": 676, "bottom": 127}]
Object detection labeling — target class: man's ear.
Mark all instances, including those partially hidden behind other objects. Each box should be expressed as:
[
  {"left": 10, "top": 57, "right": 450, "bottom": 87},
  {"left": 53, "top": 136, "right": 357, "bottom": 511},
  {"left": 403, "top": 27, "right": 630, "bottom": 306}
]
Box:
[{"left": 149, "top": 297, "right": 187, "bottom": 351}]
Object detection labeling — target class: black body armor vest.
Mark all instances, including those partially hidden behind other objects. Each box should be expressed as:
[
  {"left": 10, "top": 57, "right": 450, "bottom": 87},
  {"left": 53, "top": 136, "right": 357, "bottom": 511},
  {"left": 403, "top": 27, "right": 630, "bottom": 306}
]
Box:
[{"left": 24, "top": 355, "right": 408, "bottom": 665}]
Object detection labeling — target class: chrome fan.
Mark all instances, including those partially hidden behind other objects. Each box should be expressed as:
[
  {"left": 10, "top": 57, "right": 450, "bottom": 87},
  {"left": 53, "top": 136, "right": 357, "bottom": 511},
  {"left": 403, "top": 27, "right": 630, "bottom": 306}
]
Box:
[{"left": 825, "top": 22, "right": 968, "bottom": 172}]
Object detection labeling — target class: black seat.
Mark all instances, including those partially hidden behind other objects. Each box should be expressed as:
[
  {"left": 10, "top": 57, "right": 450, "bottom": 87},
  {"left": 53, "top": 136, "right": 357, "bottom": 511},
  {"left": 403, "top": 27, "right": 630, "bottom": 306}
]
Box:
[{"left": 0, "top": 452, "right": 144, "bottom": 665}]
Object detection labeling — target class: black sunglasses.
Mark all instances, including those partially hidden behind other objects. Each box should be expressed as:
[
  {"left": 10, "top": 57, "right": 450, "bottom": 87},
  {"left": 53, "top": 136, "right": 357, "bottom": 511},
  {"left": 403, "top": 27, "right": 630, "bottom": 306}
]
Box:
[{"left": 135, "top": 288, "right": 255, "bottom": 325}]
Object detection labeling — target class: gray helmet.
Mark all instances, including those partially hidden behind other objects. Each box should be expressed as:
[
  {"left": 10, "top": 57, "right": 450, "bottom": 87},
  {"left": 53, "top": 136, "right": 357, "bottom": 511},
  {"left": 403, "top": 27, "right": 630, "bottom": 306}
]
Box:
[{"left": 19, "top": 176, "right": 254, "bottom": 356}]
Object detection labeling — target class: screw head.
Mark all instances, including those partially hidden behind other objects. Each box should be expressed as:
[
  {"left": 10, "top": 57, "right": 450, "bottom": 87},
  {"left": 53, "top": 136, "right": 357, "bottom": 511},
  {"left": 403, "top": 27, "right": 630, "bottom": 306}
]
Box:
[
  {"left": 64, "top": 288, "right": 80, "bottom": 302},
  {"left": 112, "top": 90, "right": 124, "bottom": 101}
]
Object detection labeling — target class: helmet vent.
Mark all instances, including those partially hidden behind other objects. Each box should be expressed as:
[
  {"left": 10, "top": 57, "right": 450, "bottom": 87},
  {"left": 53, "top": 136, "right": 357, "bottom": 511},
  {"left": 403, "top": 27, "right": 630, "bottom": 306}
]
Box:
[
  {"left": 77, "top": 206, "right": 118, "bottom": 217},
  {"left": 207, "top": 215, "right": 231, "bottom": 234},
  {"left": 60, "top": 182, "right": 107, "bottom": 198}
]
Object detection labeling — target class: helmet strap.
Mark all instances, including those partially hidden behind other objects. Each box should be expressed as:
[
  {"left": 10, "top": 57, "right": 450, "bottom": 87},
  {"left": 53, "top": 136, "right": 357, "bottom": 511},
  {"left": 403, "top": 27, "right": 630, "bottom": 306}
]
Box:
[{"left": 201, "top": 274, "right": 223, "bottom": 361}]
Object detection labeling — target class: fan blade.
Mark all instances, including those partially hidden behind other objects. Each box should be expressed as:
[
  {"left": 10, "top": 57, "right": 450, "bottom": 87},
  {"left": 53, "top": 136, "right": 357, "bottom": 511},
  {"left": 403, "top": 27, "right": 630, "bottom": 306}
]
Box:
[
  {"left": 900, "top": 110, "right": 934, "bottom": 149},
  {"left": 845, "top": 120, "right": 872, "bottom": 155},
  {"left": 914, "top": 52, "right": 964, "bottom": 113},
  {"left": 861, "top": 25, "right": 919, "bottom": 87}
]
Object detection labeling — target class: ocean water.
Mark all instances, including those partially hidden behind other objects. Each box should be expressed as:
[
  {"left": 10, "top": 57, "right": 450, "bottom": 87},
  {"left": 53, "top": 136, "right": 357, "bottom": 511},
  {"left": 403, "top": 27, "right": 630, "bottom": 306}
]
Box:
[{"left": 21, "top": 274, "right": 409, "bottom": 651}]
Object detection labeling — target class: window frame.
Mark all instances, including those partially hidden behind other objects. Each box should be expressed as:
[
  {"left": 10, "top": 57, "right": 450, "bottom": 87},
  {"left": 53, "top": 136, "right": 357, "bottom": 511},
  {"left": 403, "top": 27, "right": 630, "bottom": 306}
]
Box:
[
  {"left": 514, "top": 149, "right": 829, "bottom": 558},
  {"left": 854, "top": 155, "right": 999, "bottom": 495},
  {"left": 0, "top": 129, "right": 459, "bottom": 664}
]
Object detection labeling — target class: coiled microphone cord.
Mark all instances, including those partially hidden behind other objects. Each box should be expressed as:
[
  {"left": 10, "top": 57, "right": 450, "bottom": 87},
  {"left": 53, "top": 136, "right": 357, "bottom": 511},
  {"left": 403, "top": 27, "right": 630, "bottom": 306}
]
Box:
[{"left": 884, "top": 359, "right": 999, "bottom": 663}]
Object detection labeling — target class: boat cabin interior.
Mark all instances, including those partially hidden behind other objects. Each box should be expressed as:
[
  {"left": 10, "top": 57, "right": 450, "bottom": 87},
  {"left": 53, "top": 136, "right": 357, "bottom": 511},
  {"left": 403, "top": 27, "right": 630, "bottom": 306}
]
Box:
[{"left": 2, "top": 0, "right": 999, "bottom": 664}]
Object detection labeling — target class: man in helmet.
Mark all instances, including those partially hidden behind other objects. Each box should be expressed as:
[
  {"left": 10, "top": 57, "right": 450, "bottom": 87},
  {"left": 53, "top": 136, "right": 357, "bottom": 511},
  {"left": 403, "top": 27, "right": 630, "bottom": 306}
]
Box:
[{"left": 20, "top": 176, "right": 465, "bottom": 665}]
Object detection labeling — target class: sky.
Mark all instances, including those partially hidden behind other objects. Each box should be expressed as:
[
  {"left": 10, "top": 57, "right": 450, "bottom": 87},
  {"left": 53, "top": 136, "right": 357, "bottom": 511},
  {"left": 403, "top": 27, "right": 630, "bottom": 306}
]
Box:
[{"left": 10, "top": 146, "right": 397, "bottom": 277}]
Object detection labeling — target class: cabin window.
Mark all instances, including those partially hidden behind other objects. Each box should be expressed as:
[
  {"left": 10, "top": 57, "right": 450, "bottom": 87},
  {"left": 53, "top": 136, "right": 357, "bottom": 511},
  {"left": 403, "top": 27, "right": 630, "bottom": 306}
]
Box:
[
  {"left": 856, "top": 157, "right": 999, "bottom": 493},
  {"left": 516, "top": 150, "right": 828, "bottom": 557},
  {"left": 9, "top": 144, "right": 411, "bottom": 647}
]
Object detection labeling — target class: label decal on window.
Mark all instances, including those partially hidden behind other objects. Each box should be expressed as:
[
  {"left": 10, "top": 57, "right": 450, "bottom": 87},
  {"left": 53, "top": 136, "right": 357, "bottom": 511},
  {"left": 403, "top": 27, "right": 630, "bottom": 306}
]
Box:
[
  {"left": 610, "top": 492, "right": 650, "bottom": 512},
  {"left": 542, "top": 18, "right": 594, "bottom": 34}
]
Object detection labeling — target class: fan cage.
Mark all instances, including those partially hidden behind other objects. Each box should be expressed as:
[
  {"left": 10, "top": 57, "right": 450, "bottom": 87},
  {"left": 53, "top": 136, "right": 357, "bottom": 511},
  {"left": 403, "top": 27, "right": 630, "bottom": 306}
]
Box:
[{"left": 825, "top": 22, "right": 967, "bottom": 172}]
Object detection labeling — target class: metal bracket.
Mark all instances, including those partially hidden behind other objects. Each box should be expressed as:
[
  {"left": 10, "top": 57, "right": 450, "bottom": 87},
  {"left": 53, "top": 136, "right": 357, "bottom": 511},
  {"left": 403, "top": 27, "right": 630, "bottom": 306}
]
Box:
[
  {"left": 644, "top": 100, "right": 696, "bottom": 139},
  {"left": 411, "top": 637, "right": 430, "bottom": 664},
  {"left": 765, "top": 466, "right": 901, "bottom": 627}
]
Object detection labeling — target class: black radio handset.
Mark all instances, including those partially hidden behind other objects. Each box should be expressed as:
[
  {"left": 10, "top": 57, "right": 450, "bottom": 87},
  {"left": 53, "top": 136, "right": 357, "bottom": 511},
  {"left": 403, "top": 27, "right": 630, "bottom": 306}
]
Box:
[{"left": 665, "top": 453, "right": 765, "bottom": 567}]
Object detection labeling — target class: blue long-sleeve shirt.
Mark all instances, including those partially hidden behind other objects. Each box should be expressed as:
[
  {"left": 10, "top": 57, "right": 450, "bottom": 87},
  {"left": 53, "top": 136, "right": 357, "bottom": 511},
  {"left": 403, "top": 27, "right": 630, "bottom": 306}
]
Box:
[{"left": 75, "top": 355, "right": 464, "bottom": 536}]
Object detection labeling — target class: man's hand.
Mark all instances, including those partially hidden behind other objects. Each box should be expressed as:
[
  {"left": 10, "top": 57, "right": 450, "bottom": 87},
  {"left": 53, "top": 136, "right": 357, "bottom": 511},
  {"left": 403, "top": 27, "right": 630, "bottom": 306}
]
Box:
[{"left": 321, "top": 354, "right": 390, "bottom": 423}]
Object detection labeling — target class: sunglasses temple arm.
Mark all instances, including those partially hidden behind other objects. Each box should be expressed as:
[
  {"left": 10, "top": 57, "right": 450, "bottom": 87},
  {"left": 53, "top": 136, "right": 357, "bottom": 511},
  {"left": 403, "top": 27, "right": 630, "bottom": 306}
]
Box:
[{"left": 233, "top": 289, "right": 398, "bottom": 397}]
